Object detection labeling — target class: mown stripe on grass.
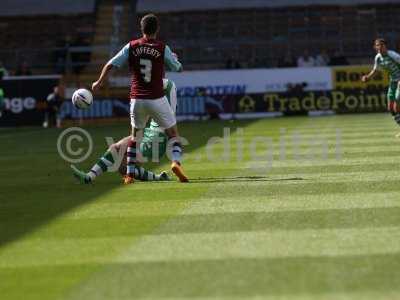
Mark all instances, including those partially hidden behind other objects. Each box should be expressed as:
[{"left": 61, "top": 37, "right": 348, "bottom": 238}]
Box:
[
  {"left": 116, "top": 226, "right": 400, "bottom": 263},
  {"left": 64, "top": 253, "right": 400, "bottom": 299},
  {"left": 44, "top": 191, "right": 400, "bottom": 219},
  {"left": 6, "top": 205, "right": 393, "bottom": 239},
  {"left": 184, "top": 191, "right": 400, "bottom": 215},
  {"left": 100, "top": 291, "right": 400, "bottom": 300},
  {"left": 2, "top": 195, "right": 400, "bottom": 237},
  {"left": 153, "top": 207, "right": 400, "bottom": 235},
  {"left": 262, "top": 162, "right": 400, "bottom": 175},
  {"left": 1, "top": 227, "right": 399, "bottom": 268},
  {"left": 182, "top": 179, "right": 400, "bottom": 197}
]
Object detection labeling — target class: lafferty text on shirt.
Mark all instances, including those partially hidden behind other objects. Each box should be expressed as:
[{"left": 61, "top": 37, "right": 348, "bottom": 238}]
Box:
[{"left": 132, "top": 46, "right": 162, "bottom": 58}]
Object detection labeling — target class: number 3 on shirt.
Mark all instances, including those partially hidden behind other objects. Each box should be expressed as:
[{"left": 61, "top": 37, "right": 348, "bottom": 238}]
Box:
[{"left": 140, "top": 59, "right": 152, "bottom": 83}]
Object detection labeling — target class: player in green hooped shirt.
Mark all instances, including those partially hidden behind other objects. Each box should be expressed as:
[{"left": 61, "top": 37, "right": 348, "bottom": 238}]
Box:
[
  {"left": 362, "top": 38, "right": 400, "bottom": 133},
  {"left": 0, "top": 88, "right": 5, "bottom": 117},
  {"left": 71, "top": 78, "right": 177, "bottom": 184}
]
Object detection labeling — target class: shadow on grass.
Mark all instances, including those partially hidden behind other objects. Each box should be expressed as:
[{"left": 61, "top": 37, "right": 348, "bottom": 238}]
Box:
[
  {"left": 189, "top": 176, "right": 305, "bottom": 183},
  {"left": 0, "top": 120, "right": 256, "bottom": 248}
]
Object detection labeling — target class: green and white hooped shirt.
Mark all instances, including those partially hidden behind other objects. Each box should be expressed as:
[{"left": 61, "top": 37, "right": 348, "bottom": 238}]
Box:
[{"left": 373, "top": 50, "right": 400, "bottom": 81}]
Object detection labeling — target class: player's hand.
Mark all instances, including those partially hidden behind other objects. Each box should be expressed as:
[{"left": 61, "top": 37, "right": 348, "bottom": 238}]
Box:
[
  {"left": 172, "top": 52, "right": 179, "bottom": 60},
  {"left": 92, "top": 81, "right": 101, "bottom": 93},
  {"left": 361, "top": 75, "right": 369, "bottom": 82}
]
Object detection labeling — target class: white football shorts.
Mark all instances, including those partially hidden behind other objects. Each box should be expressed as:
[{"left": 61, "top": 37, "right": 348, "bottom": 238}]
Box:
[{"left": 130, "top": 96, "right": 176, "bottom": 129}]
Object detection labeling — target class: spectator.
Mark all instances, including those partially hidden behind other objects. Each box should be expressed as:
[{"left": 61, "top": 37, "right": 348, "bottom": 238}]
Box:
[
  {"left": 0, "top": 87, "right": 4, "bottom": 118},
  {"left": 315, "top": 50, "right": 330, "bottom": 66},
  {"left": 286, "top": 82, "right": 308, "bottom": 116},
  {"left": 278, "top": 54, "right": 296, "bottom": 68},
  {"left": 225, "top": 57, "right": 233, "bottom": 69},
  {"left": 0, "top": 75, "right": 4, "bottom": 118},
  {"left": 287, "top": 82, "right": 308, "bottom": 95},
  {"left": 0, "top": 61, "right": 9, "bottom": 78},
  {"left": 15, "top": 61, "right": 32, "bottom": 76},
  {"left": 329, "top": 51, "right": 349, "bottom": 66},
  {"left": 43, "top": 86, "right": 63, "bottom": 128},
  {"left": 297, "top": 50, "right": 316, "bottom": 67},
  {"left": 225, "top": 56, "right": 241, "bottom": 69}
]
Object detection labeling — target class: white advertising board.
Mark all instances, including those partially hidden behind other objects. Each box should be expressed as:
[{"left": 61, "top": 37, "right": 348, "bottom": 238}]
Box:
[{"left": 109, "top": 67, "right": 333, "bottom": 96}]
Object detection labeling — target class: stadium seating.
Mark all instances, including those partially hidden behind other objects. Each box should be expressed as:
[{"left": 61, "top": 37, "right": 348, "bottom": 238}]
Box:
[
  {"left": 137, "top": 1, "right": 400, "bottom": 69},
  {"left": 2, "top": 0, "right": 400, "bottom": 75},
  {"left": 0, "top": 0, "right": 96, "bottom": 75},
  {"left": 0, "top": 0, "right": 95, "bottom": 16}
]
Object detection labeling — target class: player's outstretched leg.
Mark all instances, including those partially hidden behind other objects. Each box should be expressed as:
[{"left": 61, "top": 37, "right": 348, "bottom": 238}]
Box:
[
  {"left": 169, "top": 139, "right": 189, "bottom": 182},
  {"left": 90, "top": 150, "right": 115, "bottom": 181},
  {"left": 71, "top": 165, "right": 92, "bottom": 184},
  {"left": 132, "top": 166, "right": 171, "bottom": 181},
  {"left": 71, "top": 150, "right": 116, "bottom": 184},
  {"left": 164, "top": 125, "right": 188, "bottom": 183},
  {"left": 393, "top": 112, "right": 400, "bottom": 138},
  {"left": 388, "top": 100, "right": 400, "bottom": 137},
  {"left": 118, "top": 159, "right": 171, "bottom": 182},
  {"left": 159, "top": 171, "right": 171, "bottom": 181},
  {"left": 124, "top": 139, "right": 137, "bottom": 184}
]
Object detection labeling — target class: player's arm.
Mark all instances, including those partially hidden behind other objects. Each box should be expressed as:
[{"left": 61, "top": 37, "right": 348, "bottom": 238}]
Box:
[
  {"left": 362, "top": 69, "right": 377, "bottom": 82},
  {"left": 164, "top": 45, "right": 182, "bottom": 72},
  {"left": 388, "top": 50, "right": 400, "bottom": 64},
  {"left": 92, "top": 43, "right": 130, "bottom": 93},
  {"left": 362, "top": 55, "right": 379, "bottom": 82}
]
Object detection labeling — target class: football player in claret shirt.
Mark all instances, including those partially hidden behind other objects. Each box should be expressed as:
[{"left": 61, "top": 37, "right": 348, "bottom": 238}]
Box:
[
  {"left": 71, "top": 79, "right": 177, "bottom": 184},
  {"left": 91, "top": 13, "right": 188, "bottom": 184}
]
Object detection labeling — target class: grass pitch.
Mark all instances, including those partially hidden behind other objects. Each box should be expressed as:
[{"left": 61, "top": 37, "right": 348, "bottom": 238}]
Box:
[{"left": 1, "top": 113, "right": 400, "bottom": 299}]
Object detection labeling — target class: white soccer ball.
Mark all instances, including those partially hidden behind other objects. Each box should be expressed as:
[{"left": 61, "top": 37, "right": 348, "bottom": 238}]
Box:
[{"left": 72, "top": 88, "right": 93, "bottom": 109}]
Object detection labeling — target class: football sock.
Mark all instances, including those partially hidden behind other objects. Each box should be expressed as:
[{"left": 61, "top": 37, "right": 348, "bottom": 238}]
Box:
[
  {"left": 396, "top": 88, "right": 400, "bottom": 101},
  {"left": 133, "top": 166, "right": 162, "bottom": 181},
  {"left": 126, "top": 139, "right": 137, "bottom": 177},
  {"left": 171, "top": 140, "right": 183, "bottom": 163},
  {"left": 87, "top": 150, "right": 115, "bottom": 181},
  {"left": 393, "top": 113, "right": 400, "bottom": 126}
]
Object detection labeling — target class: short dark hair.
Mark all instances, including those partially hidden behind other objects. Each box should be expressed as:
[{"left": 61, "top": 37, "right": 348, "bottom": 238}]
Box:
[
  {"left": 375, "top": 38, "right": 387, "bottom": 45},
  {"left": 140, "top": 14, "right": 159, "bottom": 35}
]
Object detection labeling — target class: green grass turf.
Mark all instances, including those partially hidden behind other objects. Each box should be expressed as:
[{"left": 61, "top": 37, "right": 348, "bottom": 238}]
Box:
[{"left": 1, "top": 113, "right": 400, "bottom": 300}]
